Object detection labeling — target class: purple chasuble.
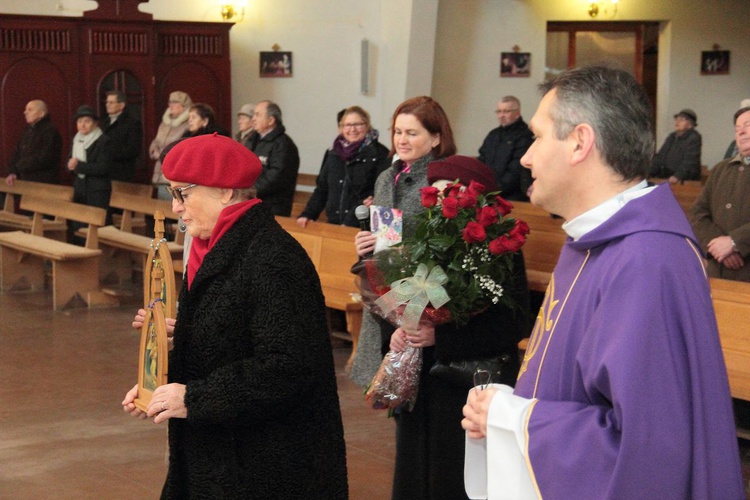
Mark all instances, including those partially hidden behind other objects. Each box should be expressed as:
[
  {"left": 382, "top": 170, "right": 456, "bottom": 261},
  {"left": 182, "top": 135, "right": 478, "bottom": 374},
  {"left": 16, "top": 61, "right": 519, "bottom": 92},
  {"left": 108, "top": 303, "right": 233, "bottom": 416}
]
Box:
[{"left": 515, "top": 183, "right": 744, "bottom": 499}]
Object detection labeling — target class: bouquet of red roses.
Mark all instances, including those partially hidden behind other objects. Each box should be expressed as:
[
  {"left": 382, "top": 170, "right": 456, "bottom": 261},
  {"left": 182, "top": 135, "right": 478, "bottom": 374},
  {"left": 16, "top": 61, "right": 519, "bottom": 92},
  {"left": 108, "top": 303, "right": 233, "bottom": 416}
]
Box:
[{"left": 358, "top": 178, "right": 529, "bottom": 411}]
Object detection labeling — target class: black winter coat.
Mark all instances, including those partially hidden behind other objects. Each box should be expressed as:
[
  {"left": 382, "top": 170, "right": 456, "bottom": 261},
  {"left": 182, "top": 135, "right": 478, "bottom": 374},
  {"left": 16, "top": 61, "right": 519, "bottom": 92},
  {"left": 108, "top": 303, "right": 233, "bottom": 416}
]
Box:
[
  {"left": 300, "top": 141, "right": 390, "bottom": 226},
  {"left": 70, "top": 134, "right": 112, "bottom": 215},
  {"left": 101, "top": 108, "right": 142, "bottom": 182},
  {"left": 9, "top": 114, "right": 62, "bottom": 184},
  {"left": 478, "top": 118, "right": 534, "bottom": 200},
  {"left": 649, "top": 128, "right": 702, "bottom": 181},
  {"left": 249, "top": 125, "right": 300, "bottom": 216},
  {"left": 391, "top": 251, "right": 530, "bottom": 500},
  {"left": 163, "top": 204, "right": 348, "bottom": 499}
]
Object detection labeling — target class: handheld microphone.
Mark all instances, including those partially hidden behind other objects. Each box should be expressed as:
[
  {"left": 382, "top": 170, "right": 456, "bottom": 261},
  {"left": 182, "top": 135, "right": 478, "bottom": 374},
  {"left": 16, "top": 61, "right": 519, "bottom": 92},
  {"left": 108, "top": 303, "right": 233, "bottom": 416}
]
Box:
[{"left": 355, "top": 205, "right": 370, "bottom": 232}]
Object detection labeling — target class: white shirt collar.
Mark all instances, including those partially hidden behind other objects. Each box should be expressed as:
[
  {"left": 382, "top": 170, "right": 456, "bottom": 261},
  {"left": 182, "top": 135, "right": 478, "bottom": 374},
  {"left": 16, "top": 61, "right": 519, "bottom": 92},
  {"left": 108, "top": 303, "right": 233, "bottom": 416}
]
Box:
[{"left": 562, "top": 180, "right": 653, "bottom": 241}]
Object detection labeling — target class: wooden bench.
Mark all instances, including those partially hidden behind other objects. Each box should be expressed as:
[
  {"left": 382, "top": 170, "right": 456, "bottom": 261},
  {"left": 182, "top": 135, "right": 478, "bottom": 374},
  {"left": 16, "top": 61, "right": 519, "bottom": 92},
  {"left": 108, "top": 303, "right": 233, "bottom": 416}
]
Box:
[
  {"left": 0, "top": 177, "right": 74, "bottom": 238},
  {"left": 647, "top": 179, "right": 703, "bottom": 216},
  {"left": 511, "top": 201, "right": 567, "bottom": 293},
  {"left": 88, "top": 191, "right": 183, "bottom": 286},
  {"left": 711, "top": 277, "right": 750, "bottom": 439},
  {"left": 291, "top": 172, "right": 327, "bottom": 222},
  {"left": 111, "top": 181, "right": 154, "bottom": 234},
  {"left": 0, "top": 196, "right": 117, "bottom": 310},
  {"left": 275, "top": 216, "right": 361, "bottom": 369}
]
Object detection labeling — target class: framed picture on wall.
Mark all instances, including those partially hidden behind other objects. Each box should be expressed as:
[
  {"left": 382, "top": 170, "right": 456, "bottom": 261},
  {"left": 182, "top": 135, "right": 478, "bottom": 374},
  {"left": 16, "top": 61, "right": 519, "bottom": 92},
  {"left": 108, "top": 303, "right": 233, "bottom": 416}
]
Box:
[
  {"left": 700, "top": 50, "right": 730, "bottom": 75},
  {"left": 260, "top": 51, "right": 293, "bottom": 78},
  {"left": 501, "top": 52, "right": 530, "bottom": 77}
]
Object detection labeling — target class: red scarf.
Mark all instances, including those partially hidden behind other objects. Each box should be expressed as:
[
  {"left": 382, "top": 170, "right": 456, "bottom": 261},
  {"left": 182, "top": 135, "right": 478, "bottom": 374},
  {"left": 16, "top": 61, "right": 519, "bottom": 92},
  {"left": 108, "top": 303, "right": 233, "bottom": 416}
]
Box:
[{"left": 187, "top": 199, "right": 262, "bottom": 289}]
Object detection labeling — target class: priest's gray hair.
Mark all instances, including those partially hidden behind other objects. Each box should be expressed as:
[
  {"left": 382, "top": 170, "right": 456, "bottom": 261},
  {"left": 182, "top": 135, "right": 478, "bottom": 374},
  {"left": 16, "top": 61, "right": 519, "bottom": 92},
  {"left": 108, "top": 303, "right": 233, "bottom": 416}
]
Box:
[{"left": 540, "top": 65, "right": 654, "bottom": 181}]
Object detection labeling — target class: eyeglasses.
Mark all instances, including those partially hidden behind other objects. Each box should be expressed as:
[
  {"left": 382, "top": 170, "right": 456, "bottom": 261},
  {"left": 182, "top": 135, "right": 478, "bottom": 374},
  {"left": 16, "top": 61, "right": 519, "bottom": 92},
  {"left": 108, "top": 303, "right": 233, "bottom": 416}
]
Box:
[
  {"left": 495, "top": 108, "right": 519, "bottom": 114},
  {"left": 168, "top": 100, "right": 182, "bottom": 104},
  {"left": 342, "top": 122, "right": 366, "bottom": 129},
  {"left": 166, "top": 184, "right": 197, "bottom": 204}
]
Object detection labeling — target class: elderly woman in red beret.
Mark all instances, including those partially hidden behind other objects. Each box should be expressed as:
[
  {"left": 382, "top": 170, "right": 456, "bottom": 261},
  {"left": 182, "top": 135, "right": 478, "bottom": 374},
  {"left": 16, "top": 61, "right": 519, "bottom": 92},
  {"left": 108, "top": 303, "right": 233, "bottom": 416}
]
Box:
[{"left": 122, "top": 134, "right": 347, "bottom": 499}]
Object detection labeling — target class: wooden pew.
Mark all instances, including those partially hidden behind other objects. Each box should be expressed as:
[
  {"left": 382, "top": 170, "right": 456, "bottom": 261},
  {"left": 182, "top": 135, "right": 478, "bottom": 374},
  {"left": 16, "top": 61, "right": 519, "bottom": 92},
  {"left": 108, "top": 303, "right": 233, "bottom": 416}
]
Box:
[
  {"left": 291, "top": 172, "right": 327, "bottom": 222},
  {"left": 647, "top": 179, "right": 703, "bottom": 216},
  {"left": 0, "top": 177, "right": 74, "bottom": 238},
  {"left": 111, "top": 181, "right": 154, "bottom": 234},
  {"left": 710, "top": 277, "right": 750, "bottom": 439},
  {"left": 275, "top": 216, "right": 361, "bottom": 369},
  {"left": 90, "top": 191, "right": 183, "bottom": 286},
  {"left": 0, "top": 196, "right": 117, "bottom": 310},
  {"left": 511, "top": 201, "right": 567, "bottom": 293}
]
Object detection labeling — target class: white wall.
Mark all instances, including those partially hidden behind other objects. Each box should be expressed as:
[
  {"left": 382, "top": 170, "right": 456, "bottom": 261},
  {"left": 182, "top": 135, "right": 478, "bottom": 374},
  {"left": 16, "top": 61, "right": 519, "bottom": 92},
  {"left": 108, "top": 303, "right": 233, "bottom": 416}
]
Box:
[
  {"left": 433, "top": 0, "right": 750, "bottom": 166},
  {"left": 3, "top": 0, "right": 749, "bottom": 172}
]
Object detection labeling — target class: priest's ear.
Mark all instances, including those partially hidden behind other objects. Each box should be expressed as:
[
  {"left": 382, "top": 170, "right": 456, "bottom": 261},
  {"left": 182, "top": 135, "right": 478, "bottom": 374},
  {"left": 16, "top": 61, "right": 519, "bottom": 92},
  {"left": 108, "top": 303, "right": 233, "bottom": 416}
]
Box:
[{"left": 570, "top": 123, "right": 596, "bottom": 166}]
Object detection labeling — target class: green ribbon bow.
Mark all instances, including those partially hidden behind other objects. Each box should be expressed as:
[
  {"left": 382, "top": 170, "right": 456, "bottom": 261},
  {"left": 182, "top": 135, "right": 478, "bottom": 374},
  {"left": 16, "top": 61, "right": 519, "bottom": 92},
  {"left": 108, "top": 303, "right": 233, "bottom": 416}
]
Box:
[{"left": 374, "top": 263, "right": 451, "bottom": 332}]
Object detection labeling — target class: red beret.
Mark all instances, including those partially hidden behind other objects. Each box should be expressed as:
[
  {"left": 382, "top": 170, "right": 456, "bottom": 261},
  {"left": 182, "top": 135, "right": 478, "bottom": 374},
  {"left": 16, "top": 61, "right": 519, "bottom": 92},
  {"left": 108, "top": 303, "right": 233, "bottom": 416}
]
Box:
[
  {"left": 428, "top": 155, "right": 499, "bottom": 193},
  {"left": 161, "top": 133, "right": 262, "bottom": 189}
]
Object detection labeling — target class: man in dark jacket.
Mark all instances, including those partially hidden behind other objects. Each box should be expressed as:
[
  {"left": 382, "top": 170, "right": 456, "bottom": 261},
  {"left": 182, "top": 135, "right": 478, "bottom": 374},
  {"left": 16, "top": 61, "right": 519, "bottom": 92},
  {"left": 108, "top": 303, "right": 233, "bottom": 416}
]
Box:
[
  {"left": 101, "top": 90, "right": 143, "bottom": 182},
  {"left": 477, "top": 96, "right": 534, "bottom": 200},
  {"left": 249, "top": 100, "right": 300, "bottom": 216},
  {"left": 5, "top": 100, "right": 62, "bottom": 186},
  {"left": 649, "top": 108, "right": 702, "bottom": 183}
]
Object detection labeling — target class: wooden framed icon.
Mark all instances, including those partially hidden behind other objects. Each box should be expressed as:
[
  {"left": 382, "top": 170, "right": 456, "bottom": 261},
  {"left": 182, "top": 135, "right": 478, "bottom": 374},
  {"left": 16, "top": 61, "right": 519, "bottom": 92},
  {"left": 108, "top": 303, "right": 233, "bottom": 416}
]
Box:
[
  {"left": 134, "top": 212, "right": 174, "bottom": 412},
  {"left": 700, "top": 50, "right": 730, "bottom": 75}
]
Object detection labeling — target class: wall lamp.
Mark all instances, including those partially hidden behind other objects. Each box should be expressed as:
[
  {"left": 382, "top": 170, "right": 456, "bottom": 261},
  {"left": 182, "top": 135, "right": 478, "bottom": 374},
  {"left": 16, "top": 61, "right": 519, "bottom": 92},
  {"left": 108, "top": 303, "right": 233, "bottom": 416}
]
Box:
[
  {"left": 588, "top": 0, "right": 619, "bottom": 18},
  {"left": 220, "top": 1, "right": 246, "bottom": 22}
]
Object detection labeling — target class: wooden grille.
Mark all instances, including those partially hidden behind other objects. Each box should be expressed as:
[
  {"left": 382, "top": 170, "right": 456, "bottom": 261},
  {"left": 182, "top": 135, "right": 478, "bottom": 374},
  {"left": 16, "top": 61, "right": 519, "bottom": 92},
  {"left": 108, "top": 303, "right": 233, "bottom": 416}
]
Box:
[
  {"left": 0, "top": 28, "right": 71, "bottom": 52},
  {"left": 159, "top": 34, "right": 223, "bottom": 56},
  {"left": 90, "top": 30, "right": 148, "bottom": 54}
]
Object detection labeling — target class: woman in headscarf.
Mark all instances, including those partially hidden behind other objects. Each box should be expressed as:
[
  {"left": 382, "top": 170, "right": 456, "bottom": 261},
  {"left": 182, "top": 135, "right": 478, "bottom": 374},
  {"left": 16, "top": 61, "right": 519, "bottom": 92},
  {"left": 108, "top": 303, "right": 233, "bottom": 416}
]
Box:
[{"left": 121, "top": 134, "right": 347, "bottom": 498}]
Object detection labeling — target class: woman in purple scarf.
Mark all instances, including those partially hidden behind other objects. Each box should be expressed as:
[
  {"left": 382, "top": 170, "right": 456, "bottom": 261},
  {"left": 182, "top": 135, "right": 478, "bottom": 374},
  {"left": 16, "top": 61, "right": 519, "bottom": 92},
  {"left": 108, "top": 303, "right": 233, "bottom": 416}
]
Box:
[{"left": 297, "top": 106, "right": 391, "bottom": 227}]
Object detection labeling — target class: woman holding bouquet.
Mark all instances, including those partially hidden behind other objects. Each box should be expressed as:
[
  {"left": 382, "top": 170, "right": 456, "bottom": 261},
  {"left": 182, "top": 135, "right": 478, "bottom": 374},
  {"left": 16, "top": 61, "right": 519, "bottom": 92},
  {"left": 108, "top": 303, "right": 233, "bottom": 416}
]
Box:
[
  {"left": 353, "top": 97, "right": 530, "bottom": 498},
  {"left": 351, "top": 95, "right": 457, "bottom": 385}
]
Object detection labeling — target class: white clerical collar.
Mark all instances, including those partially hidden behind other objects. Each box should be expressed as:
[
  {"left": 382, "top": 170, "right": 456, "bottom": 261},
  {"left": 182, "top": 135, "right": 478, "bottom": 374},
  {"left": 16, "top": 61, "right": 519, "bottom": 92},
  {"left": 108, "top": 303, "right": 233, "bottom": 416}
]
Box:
[{"left": 562, "top": 180, "right": 652, "bottom": 241}]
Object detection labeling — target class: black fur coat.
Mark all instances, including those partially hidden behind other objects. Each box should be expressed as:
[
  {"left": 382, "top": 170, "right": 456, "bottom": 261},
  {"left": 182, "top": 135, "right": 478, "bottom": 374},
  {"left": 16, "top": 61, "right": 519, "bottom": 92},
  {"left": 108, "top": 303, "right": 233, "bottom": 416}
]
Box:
[{"left": 162, "top": 204, "right": 348, "bottom": 499}]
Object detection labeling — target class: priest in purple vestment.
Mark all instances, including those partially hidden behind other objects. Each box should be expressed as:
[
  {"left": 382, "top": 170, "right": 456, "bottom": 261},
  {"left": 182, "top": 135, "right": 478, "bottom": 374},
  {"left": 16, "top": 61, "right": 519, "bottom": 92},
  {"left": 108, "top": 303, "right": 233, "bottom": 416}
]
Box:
[{"left": 461, "top": 66, "right": 744, "bottom": 499}]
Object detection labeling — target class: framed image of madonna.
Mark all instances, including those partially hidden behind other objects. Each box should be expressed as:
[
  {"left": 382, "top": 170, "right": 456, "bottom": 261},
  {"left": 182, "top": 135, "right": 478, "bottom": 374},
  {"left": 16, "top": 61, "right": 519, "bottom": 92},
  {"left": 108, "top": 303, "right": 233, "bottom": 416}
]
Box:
[{"left": 134, "top": 212, "right": 173, "bottom": 412}]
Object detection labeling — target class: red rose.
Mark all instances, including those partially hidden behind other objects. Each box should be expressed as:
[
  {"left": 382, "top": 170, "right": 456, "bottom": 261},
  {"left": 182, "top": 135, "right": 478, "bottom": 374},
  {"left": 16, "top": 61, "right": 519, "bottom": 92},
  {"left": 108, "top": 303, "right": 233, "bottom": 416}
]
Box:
[
  {"left": 442, "top": 197, "right": 459, "bottom": 218},
  {"left": 445, "top": 183, "right": 463, "bottom": 198},
  {"left": 477, "top": 206, "right": 499, "bottom": 227},
  {"left": 467, "top": 180, "right": 485, "bottom": 197},
  {"left": 509, "top": 219, "right": 530, "bottom": 238},
  {"left": 458, "top": 192, "right": 478, "bottom": 208},
  {"left": 488, "top": 235, "right": 515, "bottom": 254},
  {"left": 494, "top": 196, "right": 514, "bottom": 216},
  {"left": 462, "top": 221, "right": 487, "bottom": 243},
  {"left": 420, "top": 186, "right": 440, "bottom": 208}
]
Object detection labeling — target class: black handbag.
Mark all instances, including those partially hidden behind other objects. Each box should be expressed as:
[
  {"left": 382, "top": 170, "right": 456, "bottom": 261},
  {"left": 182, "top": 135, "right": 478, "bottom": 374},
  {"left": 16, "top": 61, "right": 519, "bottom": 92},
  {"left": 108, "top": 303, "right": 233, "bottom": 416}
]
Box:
[{"left": 429, "top": 354, "right": 511, "bottom": 390}]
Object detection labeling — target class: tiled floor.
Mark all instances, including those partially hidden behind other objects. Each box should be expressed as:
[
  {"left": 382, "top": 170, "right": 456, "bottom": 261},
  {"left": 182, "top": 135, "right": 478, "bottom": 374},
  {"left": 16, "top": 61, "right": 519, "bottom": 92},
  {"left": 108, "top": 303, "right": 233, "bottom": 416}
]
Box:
[
  {"left": 0, "top": 288, "right": 394, "bottom": 499},
  {"left": 1, "top": 287, "right": 749, "bottom": 499}
]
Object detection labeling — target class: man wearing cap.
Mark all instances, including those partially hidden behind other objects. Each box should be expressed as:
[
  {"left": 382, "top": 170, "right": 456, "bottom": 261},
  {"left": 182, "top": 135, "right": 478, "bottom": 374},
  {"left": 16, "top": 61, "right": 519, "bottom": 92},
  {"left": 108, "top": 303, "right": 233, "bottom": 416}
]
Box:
[
  {"left": 477, "top": 96, "right": 534, "bottom": 200},
  {"left": 649, "top": 108, "right": 702, "bottom": 183},
  {"left": 691, "top": 104, "right": 750, "bottom": 282},
  {"left": 5, "top": 99, "right": 62, "bottom": 186},
  {"left": 101, "top": 90, "right": 143, "bottom": 183},
  {"left": 122, "top": 134, "right": 348, "bottom": 498},
  {"left": 235, "top": 103, "right": 255, "bottom": 149},
  {"left": 248, "top": 100, "right": 300, "bottom": 216}
]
